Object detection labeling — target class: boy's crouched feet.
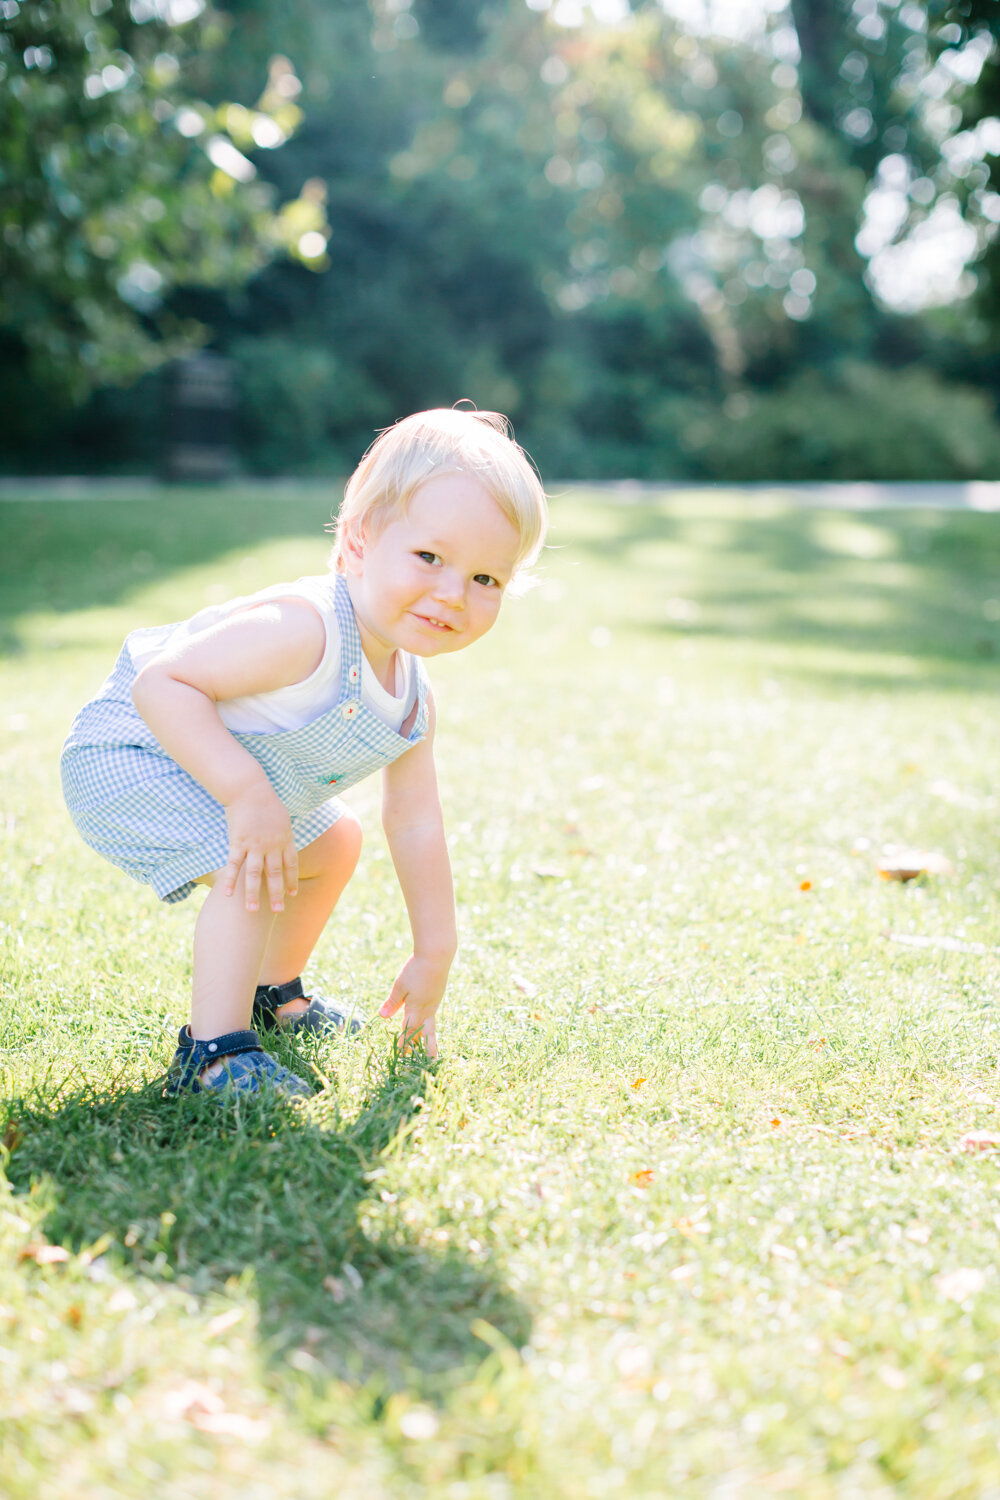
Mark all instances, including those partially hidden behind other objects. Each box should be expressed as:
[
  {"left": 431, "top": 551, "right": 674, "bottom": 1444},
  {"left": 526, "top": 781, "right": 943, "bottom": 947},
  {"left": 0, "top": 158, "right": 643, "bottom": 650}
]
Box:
[
  {"left": 164, "top": 1027, "right": 314, "bottom": 1100},
  {"left": 253, "top": 977, "right": 364, "bottom": 1038}
]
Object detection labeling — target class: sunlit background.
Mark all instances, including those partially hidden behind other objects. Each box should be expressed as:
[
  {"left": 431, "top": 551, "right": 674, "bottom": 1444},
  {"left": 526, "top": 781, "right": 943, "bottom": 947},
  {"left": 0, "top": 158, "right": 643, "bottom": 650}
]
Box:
[{"left": 1, "top": 0, "right": 998, "bottom": 480}]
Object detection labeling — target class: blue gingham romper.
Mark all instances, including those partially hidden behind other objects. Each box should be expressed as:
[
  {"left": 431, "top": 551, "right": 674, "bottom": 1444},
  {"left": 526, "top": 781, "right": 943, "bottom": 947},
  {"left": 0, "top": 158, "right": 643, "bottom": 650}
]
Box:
[{"left": 60, "top": 573, "right": 429, "bottom": 904}]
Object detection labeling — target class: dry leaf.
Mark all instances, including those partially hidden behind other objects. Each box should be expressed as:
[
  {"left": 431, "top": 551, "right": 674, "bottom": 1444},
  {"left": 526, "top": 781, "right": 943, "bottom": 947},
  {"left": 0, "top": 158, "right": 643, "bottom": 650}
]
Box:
[
  {"left": 161, "top": 1381, "right": 225, "bottom": 1422},
  {"left": 877, "top": 849, "right": 953, "bottom": 882},
  {"left": 2, "top": 1120, "right": 23, "bottom": 1153},
  {"left": 206, "top": 1308, "right": 245, "bottom": 1339},
  {"left": 324, "top": 1275, "right": 347, "bottom": 1304},
  {"left": 630, "top": 1169, "right": 655, "bottom": 1188},
  {"left": 19, "top": 1243, "right": 70, "bottom": 1265},
  {"left": 630, "top": 1077, "right": 647, "bottom": 1091},
  {"left": 960, "top": 1131, "right": 1000, "bottom": 1153},
  {"left": 191, "top": 1411, "right": 269, "bottom": 1441},
  {"left": 935, "top": 1267, "right": 987, "bottom": 1301}
]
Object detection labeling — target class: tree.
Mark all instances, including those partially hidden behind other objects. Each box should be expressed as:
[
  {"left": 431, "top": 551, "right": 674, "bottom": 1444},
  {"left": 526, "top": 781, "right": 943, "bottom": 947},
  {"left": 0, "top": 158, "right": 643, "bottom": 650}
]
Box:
[{"left": 0, "top": 0, "right": 325, "bottom": 402}]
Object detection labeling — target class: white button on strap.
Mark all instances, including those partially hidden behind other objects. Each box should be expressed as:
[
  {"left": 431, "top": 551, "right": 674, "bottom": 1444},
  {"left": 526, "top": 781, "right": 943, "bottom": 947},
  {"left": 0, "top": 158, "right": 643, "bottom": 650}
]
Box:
[
  {"left": 348, "top": 664, "right": 360, "bottom": 684},
  {"left": 208, "top": 1042, "right": 218, "bottom": 1052},
  {"left": 341, "top": 701, "right": 359, "bottom": 720}
]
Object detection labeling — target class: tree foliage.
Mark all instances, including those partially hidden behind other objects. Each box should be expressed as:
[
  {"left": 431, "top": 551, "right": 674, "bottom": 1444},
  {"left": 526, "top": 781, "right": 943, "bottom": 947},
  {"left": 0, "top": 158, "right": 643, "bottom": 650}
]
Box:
[
  {"left": 0, "top": 0, "right": 324, "bottom": 399},
  {"left": 2, "top": 0, "right": 999, "bottom": 478}
]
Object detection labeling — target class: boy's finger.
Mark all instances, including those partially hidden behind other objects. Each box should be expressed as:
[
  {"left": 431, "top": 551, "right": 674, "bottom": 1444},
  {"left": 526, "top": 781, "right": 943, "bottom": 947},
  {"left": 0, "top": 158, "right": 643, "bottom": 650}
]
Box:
[
  {"left": 283, "top": 845, "right": 299, "bottom": 898},
  {"left": 220, "top": 853, "right": 243, "bottom": 896},
  {"left": 401, "top": 1017, "right": 436, "bottom": 1059},
  {"left": 379, "top": 989, "right": 405, "bottom": 1019},
  {"left": 244, "top": 856, "right": 263, "bottom": 911},
  {"left": 265, "top": 853, "right": 285, "bottom": 912}
]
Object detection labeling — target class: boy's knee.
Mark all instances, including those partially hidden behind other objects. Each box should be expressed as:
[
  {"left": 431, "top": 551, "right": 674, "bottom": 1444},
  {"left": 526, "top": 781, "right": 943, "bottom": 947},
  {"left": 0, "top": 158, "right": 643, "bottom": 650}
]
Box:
[
  {"left": 337, "top": 812, "right": 363, "bottom": 864},
  {"left": 326, "top": 813, "right": 363, "bottom": 871},
  {"left": 300, "top": 817, "right": 362, "bottom": 881}
]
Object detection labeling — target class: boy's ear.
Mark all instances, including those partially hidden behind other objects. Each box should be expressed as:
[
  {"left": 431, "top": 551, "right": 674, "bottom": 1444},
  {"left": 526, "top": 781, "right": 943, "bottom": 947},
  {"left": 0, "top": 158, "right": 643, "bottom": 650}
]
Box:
[{"left": 340, "top": 520, "right": 366, "bottom": 574}]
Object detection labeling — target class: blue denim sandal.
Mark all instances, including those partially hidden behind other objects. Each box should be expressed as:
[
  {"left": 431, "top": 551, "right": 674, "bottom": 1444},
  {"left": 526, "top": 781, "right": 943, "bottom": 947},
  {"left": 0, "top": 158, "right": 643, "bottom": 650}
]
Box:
[
  {"left": 253, "top": 977, "right": 365, "bottom": 1037},
  {"left": 164, "top": 1026, "right": 314, "bottom": 1100}
]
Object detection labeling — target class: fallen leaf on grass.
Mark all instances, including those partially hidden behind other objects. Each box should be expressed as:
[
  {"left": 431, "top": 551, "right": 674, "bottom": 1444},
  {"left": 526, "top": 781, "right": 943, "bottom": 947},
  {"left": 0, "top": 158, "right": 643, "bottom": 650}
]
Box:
[
  {"left": 161, "top": 1381, "right": 225, "bottom": 1422},
  {"left": 18, "top": 1243, "right": 70, "bottom": 1265},
  {"left": 191, "top": 1411, "right": 269, "bottom": 1441},
  {"left": 934, "top": 1267, "right": 987, "bottom": 1301},
  {"left": 1, "top": 1120, "right": 23, "bottom": 1153},
  {"left": 927, "top": 779, "right": 980, "bottom": 809},
  {"left": 630, "top": 1169, "right": 655, "bottom": 1188},
  {"left": 206, "top": 1308, "right": 245, "bottom": 1339},
  {"left": 960, "top": 1131, "right": 1000, "bottom": 1153},
  {"left": 324, "top": 1275, "right": 347, "bottom": 1304},
  {"left": 159, "top": 1382, "right": 269, "bottom": 1440},
  {"left": 884, "top": 931, "right": 991, "bottom": 955},
  {"left": 877, "top": 850, "right": 953, "bottom": 882},
  {"left": 630, "top": 1077, "right": 647, "bottom": 1091}
]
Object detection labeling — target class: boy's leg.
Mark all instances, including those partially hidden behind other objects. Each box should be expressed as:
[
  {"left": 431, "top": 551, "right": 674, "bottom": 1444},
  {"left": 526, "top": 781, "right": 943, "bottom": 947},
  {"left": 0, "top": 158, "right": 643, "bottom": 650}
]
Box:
[
  {"left": 257, "top": 815, "right": 363, "bottom": 1018},
  {"left": 190, "top": 866, "right": 276, "bottom": 1040}
]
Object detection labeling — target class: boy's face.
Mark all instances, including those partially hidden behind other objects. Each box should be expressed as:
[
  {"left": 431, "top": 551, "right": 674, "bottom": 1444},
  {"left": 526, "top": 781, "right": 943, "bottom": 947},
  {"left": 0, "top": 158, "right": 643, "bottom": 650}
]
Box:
[{"left": 343, "top": 472, "right": 522, "bottom": 669}]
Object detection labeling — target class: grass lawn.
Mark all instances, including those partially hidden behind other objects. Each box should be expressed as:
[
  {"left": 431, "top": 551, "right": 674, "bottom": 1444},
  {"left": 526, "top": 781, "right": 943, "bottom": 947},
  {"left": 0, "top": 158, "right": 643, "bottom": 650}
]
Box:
[{"left": 2, "top": 484, "right": 1000, "bottom": 1498}]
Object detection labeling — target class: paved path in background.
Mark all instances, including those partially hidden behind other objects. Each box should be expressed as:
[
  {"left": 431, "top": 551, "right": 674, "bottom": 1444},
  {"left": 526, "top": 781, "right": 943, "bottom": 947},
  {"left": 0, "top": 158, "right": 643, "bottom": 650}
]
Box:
[{"left": 1, "top": 477, "right": 999, "bottom": 509}]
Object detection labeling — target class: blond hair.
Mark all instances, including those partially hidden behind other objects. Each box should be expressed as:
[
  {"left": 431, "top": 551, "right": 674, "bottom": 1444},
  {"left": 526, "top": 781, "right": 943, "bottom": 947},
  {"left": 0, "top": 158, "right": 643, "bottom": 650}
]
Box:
[{"left": 330, "top": 408, "right": 547, "bottom": 586}]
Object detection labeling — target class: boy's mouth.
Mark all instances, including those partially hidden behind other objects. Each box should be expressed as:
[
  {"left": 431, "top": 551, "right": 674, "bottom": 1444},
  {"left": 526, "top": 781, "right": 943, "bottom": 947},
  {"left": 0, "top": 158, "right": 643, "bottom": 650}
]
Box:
[{"left": 413, "top": 613, "right": 456, "bottom": 632}]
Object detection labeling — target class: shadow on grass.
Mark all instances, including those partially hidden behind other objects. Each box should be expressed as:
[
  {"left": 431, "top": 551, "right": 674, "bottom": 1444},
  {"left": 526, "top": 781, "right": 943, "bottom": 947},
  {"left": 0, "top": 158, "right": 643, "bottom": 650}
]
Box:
[
  {"left": 572, "top": 504, "right": 1000, "bottom": 681},
  {"left": 2, "top": 1049, "right": 528, "bottom": 1397},
  {"left": 0, "top": 495, "right": 336, "bottom": 654},
  {"left": 5, "top": 491, "right": 999, "bottom": 681}
]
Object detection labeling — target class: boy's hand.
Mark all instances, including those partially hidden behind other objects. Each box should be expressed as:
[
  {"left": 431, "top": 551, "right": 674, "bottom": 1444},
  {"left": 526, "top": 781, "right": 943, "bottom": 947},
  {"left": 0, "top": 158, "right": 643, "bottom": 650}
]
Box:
[
  {"left": 222, "top": 782, "right": 299, "bottom": 913},
  {"left": 378, "top": 954, "right": 450, "bottom": 1058}
]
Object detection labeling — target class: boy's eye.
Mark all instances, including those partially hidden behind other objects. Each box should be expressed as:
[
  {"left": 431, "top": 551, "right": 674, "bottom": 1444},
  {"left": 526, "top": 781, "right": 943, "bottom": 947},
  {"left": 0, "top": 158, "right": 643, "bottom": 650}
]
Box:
[
  {"left": 474, "top": 574, "right": 500, "bottom": 589},
  {"left": 416, "top": 551, "right": 441, "bottom": 566}
]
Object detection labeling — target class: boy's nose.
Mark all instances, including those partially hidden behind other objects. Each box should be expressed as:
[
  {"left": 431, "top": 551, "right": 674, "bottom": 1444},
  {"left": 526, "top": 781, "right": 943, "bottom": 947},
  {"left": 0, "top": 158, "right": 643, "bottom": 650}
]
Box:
[{"left": 433, "top": 570, "right": 466, "bottom": 609}]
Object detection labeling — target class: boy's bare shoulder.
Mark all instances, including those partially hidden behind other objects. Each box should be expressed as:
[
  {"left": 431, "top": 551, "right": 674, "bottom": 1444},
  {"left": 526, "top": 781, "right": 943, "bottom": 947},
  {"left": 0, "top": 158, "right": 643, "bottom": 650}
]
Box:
[{"left": 150, "top": 595, "right": 329, "bottom": 699}]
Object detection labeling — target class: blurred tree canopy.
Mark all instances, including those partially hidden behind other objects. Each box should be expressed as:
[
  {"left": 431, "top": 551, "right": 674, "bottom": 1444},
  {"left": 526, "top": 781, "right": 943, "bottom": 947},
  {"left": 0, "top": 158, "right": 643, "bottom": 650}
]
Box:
[
  {"left": 2, "top": 0, "right": 999, "bottom": 479},
  {"left": 0, "top": 0, "right": 326, "bottom": 400}
]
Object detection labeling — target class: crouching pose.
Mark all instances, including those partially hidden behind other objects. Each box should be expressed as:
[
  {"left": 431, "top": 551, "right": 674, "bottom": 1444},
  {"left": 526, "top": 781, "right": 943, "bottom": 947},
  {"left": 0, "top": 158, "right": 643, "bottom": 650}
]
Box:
[{"left": 61, "top": 408, "right": 547, "bottom": 1098}]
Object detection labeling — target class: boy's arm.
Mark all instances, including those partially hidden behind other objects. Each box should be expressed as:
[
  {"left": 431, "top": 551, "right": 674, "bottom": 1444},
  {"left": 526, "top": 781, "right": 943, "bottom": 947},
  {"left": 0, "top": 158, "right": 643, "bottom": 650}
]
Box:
[
  {"left": 131, "top": 601, "right": 326, "bottom": 912},
  {"left": 378, "top": 691, "right": 456, "bottom": 1057}
]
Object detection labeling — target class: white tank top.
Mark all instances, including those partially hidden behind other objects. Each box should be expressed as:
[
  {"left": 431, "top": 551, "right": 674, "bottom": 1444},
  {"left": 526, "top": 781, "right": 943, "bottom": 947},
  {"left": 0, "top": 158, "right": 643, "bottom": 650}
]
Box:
[{"left": 129, "top": 574, "right": 414, "bottom": 735}]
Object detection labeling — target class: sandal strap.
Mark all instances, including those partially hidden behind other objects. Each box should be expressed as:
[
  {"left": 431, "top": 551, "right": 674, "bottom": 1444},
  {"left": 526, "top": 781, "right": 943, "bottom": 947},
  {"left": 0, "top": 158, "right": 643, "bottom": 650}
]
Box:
[
  {"left": 169, "top": 1026, "right": 264, "bottom": 1090},
  {"left": 253, "top": 977, "right": 305, "bottom": 1017}
]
